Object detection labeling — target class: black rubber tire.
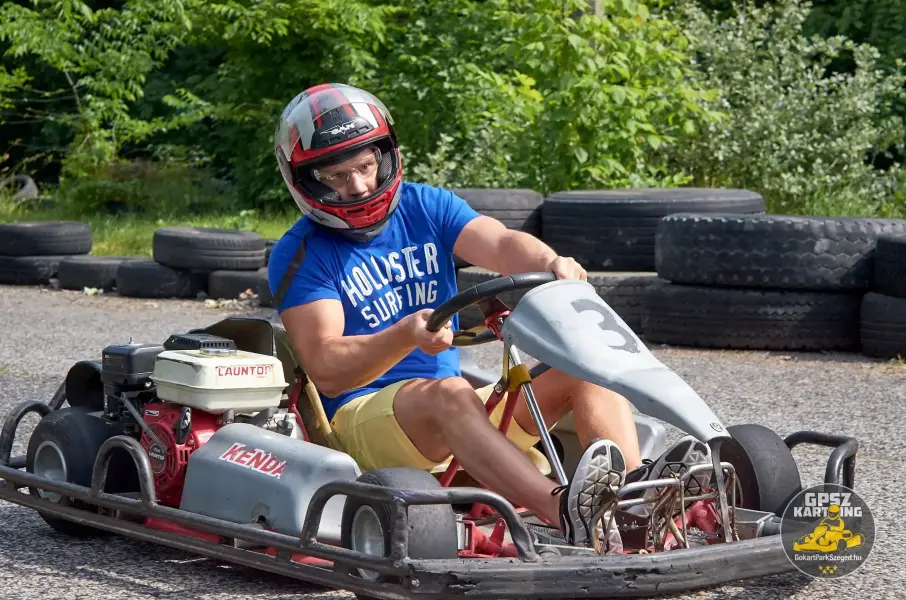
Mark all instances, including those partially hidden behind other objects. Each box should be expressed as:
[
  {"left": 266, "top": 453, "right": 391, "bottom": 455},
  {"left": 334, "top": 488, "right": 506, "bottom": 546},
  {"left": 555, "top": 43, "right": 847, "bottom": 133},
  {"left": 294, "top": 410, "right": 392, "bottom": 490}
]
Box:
[
  {"left": 541, "top": 188, "right": 765, "bottom": 271},
  {"left": 152, "top": 227, "right": 266, "bottom": 271},
  {"left": 208, "top": 268, "right": 268, "bottom": 300},
  {"left": 455, "top": 267, "right": 659, "bottom": 331},
  {"left": 451, "top": 188, "right": 543, "bottom": 235},
  {"left": 257, "top": 270, "right": 273, "bottom": 307},
  {"left": 587, "top": 272, "right": 660, "bottom": 333},
  {"left": 265, "top": 239, "right": 278, "bottom": 265},
  {"left": 339, "top": 468, "right": 458, "bottom": 593},
  {"left": 25, "top": 407, "right": 136, "bottom": 537},
  {"left": 115, "top": 259, "right": 208, "bottom": 299},
  {"left": 720, "top": 424, "right": 803, "bottom": 516},
  {"left": 0, "top": 255, "right": 66, "bottom": 285},
  {"left": 860, "top": 292, "right": 906, "bottom": 359},
  {"left": 656, "top": 213, "right": 906, "bottom": 292},
  {"left": 57, "top": 256, "right": 143, "bottom": 291},
  {"left": 0, "top": 221, "right": 92, "bottom": 256},
  {"left": 0, "top": 173, "right": 39, "bottom": 201},
  {"left": 874, "top": 234, "right": 906, "bottom": 299},
  {"left": 641, "top": 281, "right": 863, "bottom": 351}
]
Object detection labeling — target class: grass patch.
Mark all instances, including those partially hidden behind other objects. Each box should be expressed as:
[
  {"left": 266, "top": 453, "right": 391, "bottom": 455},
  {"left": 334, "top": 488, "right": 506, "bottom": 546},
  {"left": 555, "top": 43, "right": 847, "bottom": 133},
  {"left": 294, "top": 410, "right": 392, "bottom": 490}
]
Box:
[
  {"left": 0, "top": 161, "right": 299, "bottom": 256},
  {"left": 0, "top": 197, "right": 297, "bottom": 256}
]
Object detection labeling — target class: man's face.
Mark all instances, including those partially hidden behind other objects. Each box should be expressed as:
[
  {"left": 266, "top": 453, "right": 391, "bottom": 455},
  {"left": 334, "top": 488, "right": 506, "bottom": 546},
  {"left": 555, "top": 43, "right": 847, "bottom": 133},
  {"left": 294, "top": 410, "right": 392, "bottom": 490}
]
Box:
[{"left": 315, "top": 146, "right": 380, "bottom": 202}]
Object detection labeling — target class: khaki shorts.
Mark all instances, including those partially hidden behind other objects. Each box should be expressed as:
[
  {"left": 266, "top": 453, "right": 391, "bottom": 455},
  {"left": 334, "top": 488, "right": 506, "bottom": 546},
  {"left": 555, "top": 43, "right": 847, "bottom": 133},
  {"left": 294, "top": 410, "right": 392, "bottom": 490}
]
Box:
[{"left": 329, "top": 379, "right": 542, "bottom": 472}]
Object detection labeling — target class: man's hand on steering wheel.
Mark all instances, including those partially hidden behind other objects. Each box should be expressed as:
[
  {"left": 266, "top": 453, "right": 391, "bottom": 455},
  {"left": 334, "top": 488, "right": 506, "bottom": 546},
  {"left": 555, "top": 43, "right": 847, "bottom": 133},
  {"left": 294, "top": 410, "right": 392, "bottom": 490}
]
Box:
[
  {"left": 412, "top": 255, "right": 588, "bottom": 349},
  {"left": 407, "top": 309, "right": 454, "bottom": 355},
  {"left": 546, "top": 255, "right": 587, "bottom": 281}
]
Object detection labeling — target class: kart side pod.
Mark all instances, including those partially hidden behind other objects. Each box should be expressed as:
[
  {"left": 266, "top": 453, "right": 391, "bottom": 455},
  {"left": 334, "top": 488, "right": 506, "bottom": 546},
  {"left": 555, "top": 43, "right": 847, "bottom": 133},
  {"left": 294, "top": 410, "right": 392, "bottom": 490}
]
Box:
[{"left": 179, "top": 423, "right": 361, "bottom": 543}]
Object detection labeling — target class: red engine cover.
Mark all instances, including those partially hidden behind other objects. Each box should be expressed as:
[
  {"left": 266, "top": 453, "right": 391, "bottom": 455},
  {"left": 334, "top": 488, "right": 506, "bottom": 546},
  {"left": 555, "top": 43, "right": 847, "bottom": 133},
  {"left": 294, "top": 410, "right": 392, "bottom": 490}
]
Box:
[{"left": 140, "top": 403, "right": 222, "bottom": 506}]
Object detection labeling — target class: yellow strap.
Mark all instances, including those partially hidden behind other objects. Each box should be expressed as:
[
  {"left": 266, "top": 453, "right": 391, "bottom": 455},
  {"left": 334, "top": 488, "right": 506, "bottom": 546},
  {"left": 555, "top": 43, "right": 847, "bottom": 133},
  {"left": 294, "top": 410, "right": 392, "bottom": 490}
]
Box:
[{"left": 506, "top": 363, "right": 532, "bottom": 391}]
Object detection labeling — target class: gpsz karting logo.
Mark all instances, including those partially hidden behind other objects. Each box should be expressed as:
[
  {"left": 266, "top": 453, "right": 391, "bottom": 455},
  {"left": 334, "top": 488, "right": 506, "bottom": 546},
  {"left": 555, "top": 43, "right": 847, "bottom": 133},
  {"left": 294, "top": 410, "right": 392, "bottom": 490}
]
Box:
[
  {"left": 218, "top": 442, "right": 287, "bottom": 479},
  {"left": 780, "top": 483, "right": 874, "bottom": 579}
]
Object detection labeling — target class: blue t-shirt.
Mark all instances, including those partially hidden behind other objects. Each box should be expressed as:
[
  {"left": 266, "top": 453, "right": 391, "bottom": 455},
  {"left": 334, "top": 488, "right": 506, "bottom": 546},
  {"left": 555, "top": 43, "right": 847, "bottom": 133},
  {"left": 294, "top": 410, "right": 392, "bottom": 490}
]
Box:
[{"left": 267, "top": 181, "right": 482, "bottom": 421}]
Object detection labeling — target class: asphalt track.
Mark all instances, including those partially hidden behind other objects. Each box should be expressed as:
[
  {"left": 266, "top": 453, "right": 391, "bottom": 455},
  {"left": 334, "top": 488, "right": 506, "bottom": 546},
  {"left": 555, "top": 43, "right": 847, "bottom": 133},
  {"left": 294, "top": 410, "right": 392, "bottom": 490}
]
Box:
[{"left": 0, "top": 285, "right": 902, "bottom": 600}]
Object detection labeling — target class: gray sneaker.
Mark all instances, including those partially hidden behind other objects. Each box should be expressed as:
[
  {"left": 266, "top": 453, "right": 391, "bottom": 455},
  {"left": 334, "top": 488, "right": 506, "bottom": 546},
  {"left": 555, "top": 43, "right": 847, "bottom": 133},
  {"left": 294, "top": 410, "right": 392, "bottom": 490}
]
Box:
[{"left": 554, "top": 438, "right": 627, "bottom": 547}]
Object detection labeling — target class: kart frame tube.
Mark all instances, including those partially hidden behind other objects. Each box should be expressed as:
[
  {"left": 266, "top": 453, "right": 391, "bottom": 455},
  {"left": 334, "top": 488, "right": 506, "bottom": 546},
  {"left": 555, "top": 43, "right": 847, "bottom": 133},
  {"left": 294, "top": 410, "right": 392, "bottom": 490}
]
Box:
[{"left": 0, "top": 402, "right": 860, "bottom": 600}]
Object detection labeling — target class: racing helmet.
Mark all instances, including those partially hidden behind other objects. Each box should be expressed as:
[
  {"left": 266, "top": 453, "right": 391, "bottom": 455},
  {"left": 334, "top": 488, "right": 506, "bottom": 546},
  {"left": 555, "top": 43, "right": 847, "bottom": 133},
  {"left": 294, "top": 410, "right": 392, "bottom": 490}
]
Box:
[
  {"left": 274, "top": 83, "right": 402, "bottom": 241},
  {"left": 827, "top": 504, "right": 841, "bottom": 519}
]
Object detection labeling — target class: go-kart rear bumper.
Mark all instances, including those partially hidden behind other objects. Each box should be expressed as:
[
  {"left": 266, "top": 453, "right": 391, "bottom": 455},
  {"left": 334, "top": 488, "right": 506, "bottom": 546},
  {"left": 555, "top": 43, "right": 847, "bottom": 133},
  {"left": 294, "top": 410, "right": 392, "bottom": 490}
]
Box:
[{"left": 0, "top": 400, "right": 857, "bottom": 599}]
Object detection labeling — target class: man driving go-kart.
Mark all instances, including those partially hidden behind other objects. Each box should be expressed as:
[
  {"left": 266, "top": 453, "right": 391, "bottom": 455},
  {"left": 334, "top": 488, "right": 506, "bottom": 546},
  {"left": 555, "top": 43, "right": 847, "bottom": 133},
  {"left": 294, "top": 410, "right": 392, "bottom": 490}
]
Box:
[{"left": 268, "top": 83, "right": 710, "bottom": 549}]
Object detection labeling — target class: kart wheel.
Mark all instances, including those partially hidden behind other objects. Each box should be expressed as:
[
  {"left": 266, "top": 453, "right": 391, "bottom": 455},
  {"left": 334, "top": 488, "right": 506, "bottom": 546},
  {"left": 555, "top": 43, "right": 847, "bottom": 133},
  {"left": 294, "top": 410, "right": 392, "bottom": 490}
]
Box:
[
  {"left": 721, "top": 424, "right": 802, "bottom": 516},
  {"left": 25, "top": 407, "right": 136, "bottom": 537},
  {"left": 339, "top": 468, "right": 458, "bottom": 596}
]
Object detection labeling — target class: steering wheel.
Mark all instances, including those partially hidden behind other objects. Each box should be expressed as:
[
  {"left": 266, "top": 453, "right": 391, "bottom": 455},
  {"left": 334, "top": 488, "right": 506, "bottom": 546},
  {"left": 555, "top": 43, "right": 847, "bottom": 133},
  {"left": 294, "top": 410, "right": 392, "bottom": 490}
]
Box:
[{"left": 426, "top": 272, "right": 558, "bottom": 346}]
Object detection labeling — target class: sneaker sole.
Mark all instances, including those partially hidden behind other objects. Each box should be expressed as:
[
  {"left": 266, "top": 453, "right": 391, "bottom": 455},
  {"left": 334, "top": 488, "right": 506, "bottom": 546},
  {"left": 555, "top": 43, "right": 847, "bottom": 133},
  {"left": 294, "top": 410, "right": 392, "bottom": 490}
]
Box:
[
  {"left": 656, "top": 436, "right": 711, "bottom": 496},
  {"left": 566, "top": 440, "right": 626, "bottom": 546},
  {"left": 627, "top": 436, "right": 713, "bottom": 517}
]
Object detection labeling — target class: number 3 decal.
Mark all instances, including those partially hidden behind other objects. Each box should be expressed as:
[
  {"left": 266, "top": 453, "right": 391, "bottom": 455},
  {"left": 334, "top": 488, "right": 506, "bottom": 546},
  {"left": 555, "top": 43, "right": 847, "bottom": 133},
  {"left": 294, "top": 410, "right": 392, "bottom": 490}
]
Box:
[{"left": 570, "top": 298, "right": 640, "bottom": 354}]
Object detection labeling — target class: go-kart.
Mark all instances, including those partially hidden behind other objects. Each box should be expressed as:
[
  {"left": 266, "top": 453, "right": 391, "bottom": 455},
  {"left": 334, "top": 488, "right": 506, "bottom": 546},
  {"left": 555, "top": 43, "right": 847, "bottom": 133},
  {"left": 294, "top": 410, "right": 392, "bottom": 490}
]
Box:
[
  {"left": 792, "top": 522, "right": 865, "bottom": 553},
  {"left": 0, "top": 272, "right": 859, "bottom": 599}
]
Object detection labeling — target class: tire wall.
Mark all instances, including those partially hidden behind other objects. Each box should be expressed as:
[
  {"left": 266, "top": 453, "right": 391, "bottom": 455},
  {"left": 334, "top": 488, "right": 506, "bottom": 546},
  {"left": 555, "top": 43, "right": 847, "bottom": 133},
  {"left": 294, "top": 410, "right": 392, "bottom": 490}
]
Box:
[
  {"left": 6, "top": 186, "right": 906, "bottom": 360},
  {"left": 1, "top": 222, "right": 274, "bottom": 304},
  {"left": 452, "top": 188, "right": 906, "bottom": 359}
]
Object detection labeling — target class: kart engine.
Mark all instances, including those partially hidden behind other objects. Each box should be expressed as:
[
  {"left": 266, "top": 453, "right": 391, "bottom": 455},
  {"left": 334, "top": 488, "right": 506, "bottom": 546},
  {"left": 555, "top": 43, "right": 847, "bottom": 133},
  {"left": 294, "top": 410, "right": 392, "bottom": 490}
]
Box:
[
  {"left": 139, "top": 403, "right": 221, "bottom": 506},
  {"left": 99, "top": 332, "right": 289, "bottom": 506}
]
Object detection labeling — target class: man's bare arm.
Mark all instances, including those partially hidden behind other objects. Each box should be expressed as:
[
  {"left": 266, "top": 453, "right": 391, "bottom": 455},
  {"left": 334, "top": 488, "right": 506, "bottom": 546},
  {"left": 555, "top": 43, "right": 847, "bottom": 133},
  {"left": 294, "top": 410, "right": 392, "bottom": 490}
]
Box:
[
  {"left": 280, "top": 300, "right": 453, "bottom": 397},
  {"left": 280, "top": 299, "right": 416, "bottom": 397},
  {"left": 453, "top": 215, "right": 558, "bottom": 275}
]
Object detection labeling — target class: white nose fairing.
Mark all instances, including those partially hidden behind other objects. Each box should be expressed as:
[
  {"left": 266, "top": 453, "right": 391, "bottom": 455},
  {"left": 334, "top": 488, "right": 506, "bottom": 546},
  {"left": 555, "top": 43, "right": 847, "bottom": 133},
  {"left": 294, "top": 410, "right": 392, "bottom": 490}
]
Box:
[{"left": 499, "top": 279, "right": 729, "bottom": 444}]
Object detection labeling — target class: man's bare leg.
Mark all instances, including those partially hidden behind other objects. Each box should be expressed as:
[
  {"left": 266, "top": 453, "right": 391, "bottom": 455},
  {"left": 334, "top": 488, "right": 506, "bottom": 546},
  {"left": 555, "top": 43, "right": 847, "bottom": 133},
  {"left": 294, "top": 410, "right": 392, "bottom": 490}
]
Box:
[
  {"left": 394, "top": 377, "right": 561, "bottom": 522},
  {"left": 513, "top": 367, "right": 643, "bottom": 471},
  {"left": 393, "top": 376, "right": 625, "bottom": 546}
]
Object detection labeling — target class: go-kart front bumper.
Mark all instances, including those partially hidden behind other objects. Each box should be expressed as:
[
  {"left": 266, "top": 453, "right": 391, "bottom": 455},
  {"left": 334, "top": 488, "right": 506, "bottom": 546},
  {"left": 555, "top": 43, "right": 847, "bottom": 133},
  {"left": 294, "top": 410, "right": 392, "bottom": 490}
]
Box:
[{"left": 0, "top": 400, "right": 858, "bottom": 600}]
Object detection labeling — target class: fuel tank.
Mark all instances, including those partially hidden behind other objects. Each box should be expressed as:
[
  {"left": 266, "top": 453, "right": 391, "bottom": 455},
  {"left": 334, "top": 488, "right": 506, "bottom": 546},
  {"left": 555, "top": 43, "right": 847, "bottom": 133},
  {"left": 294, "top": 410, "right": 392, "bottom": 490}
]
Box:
[{"left": 179, "top": 422, "right": 361, "bottom": 543}]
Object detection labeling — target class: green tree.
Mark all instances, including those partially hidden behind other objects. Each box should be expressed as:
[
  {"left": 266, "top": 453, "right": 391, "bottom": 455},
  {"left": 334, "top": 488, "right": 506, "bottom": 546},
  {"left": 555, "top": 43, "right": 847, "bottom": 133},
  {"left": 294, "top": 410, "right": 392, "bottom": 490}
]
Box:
[
  {"left": 659, "top": 0, "right": 906, "bottom": 216},
  {"left": 374, "top": 0, "right": 722, "bottom": 195},
  {"left": 0, "top": 0, "right": 204, "bottom": 182}
]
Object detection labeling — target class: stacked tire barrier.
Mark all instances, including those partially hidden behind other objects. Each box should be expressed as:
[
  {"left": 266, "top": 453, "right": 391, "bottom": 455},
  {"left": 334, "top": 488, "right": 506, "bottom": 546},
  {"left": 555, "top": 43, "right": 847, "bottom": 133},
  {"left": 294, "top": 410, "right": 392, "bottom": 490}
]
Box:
[
  {"left": 5, "top": 187, "right": 906, "bottom": 361},
  {"left": 645, "top": 214, "right": 906, "bottom": 353},
  {"left": 117, "top": 227, "right": 270, "bottom": 300},
  {"left": 455, "top": 187, "right": 766, "bottom": 331},
  {"left": 0, "top": 222, "right": 93, "bottom": 285},
  {"left": 860, "top": 234, "right": 906, "bottom": 359},
  {"left": 540, "top": 188, "right": 765, "bottom": 271}
]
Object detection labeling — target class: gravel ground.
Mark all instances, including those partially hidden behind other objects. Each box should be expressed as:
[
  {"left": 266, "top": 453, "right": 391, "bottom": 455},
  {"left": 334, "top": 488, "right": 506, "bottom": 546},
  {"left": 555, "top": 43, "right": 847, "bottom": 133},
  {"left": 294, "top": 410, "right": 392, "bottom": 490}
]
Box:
[{"left": 0, "top": 285, "right": 903, "bottom": 600}]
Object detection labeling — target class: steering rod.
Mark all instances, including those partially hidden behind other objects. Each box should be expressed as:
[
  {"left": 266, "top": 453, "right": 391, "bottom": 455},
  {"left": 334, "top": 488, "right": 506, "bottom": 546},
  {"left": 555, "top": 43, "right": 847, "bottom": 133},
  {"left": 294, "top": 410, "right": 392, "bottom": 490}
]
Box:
[{"left": 423, "top": 271, "right": 570, "bottom": 485}]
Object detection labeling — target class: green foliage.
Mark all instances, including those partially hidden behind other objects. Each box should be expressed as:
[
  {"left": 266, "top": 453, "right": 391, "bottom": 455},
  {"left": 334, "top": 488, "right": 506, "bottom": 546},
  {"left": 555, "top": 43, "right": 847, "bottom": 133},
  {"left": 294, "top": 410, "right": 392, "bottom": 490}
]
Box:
[
  {"left": 659, "top": 0, "right": 906, "bottom": 216},
  {"left": 149, "top": 0, "right": 402, "bottom": 209},
  {"left": 379, "top": 0, "right": 722, "bottom": 195},
  {"left": 805, "top": 1, "right": 906, "bottom": 71},
  {"left": 0, "top": 0, "right": 200, "bottom": 180},
  {"left": 54, "top": 158, "right": 236, "bottom": 216},
  {"left": 2, "top": 0, "right": 905, "bottom": 220}
]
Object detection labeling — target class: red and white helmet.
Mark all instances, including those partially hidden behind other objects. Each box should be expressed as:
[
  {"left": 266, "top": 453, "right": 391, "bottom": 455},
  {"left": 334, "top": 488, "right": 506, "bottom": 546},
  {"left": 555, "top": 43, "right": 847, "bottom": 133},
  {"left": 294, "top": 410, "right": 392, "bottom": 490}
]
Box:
[{"left": 274, "top": 83, "right": 402, "bottom": 238}]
